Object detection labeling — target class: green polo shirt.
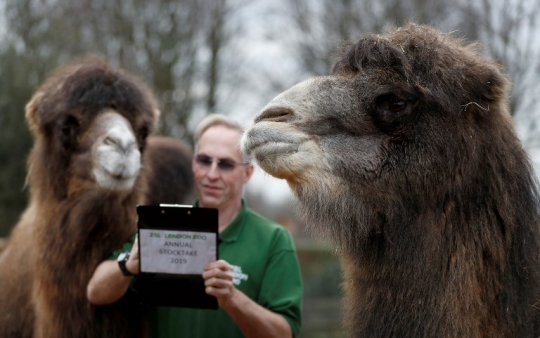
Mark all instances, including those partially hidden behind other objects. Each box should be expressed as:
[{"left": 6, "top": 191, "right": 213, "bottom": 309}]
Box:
[{"left": 118, "top": 201, "right": 303, "bottom": 337}]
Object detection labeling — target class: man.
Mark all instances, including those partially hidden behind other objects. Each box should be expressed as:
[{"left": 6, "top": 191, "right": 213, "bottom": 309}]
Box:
[{"left": 87, "top": 114, "right": 303, "bottom": 337}]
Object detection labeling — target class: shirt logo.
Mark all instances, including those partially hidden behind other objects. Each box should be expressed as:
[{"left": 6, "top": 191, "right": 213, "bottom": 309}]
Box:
[{"left": 231, "top": 265, "right": 248, "bottom": 285}]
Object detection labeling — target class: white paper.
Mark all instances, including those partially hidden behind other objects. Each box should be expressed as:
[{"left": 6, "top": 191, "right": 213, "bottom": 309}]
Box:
[{"left": 139, "top": 229, "right": 217, "bottom": 275}]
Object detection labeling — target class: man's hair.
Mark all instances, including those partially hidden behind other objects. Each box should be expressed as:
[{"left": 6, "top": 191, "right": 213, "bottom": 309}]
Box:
[
  {"left": 193, "top": 114, "right": 245, "bottom": 144},
  {"left": 193, "top": 114, "right": 250, "bottom": 162}
]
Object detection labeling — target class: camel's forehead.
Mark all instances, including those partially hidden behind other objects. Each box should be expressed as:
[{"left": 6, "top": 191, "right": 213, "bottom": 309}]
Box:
[
  {"left": 266, "top": 76, "right": 351, "bottom": 109},
  {"left": 92, "top": 109, "right": 134, "bottom": 132},
  {"left": 269, "top": 77, "right": 326, "bottom": 105},
  {"left": 78, "top": 109, "right": 136, "bottom": 146},
  {"left": 29, "top": 62, "right": 158, "bottom": 135}
]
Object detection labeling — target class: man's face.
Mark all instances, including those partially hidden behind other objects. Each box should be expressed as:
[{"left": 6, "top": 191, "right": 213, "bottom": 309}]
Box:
[{"left": 192, "top": 125, "right": 253, "bottom": 210}]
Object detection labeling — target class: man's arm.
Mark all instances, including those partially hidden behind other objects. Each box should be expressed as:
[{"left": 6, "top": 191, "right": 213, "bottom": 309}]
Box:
[
  {"left": 203, "top": 260, "right": 292, "bottom": 338},
  {"left": 87, "top": 236, "right": 140, "bottom": 305}
]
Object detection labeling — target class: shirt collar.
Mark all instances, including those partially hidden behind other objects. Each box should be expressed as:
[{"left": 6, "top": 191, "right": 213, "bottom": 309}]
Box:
[{"left": 194, "top": 199, "right": 247, "bottom": 243}]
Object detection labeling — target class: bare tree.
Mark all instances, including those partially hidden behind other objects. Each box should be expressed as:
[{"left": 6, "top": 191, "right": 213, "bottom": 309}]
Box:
[
  {"left": 276, "top": 0, "right": 456, "bottom": 78},
  {"left": 199, "top": 0, "right": 248, "bottom": 119},
  {"left": 205, "top": 0, "right": 228, "bottom": 113}
]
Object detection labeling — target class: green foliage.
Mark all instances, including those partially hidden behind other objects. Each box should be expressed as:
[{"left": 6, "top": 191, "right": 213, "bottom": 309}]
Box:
[{"left": 0, "top": 48, "right": 37, "bottom": 236}]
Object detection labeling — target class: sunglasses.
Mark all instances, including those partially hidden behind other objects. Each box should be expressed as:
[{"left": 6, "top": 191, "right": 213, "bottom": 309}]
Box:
[{"left": 195, "top": 154, "right": 250, "bottom": 172}]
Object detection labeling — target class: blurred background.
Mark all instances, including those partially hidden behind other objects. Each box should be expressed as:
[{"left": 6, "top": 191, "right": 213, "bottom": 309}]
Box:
[{"left": 1, "top": 0, "right": 539, "bottom": 336}]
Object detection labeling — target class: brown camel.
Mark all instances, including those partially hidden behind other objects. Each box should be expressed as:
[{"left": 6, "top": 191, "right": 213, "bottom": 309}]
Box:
[
  {"left": 242, "top": 24, "right": 540, "bottom": 337},
  {"left": 142, "top": 136, "right": 194, "bottom": 206},
  {"left": 0, "top": 56, "right": 159, "bottom": 338}
]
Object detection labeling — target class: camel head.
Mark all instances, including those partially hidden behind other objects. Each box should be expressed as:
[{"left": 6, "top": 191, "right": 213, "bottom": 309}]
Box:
[
  {"left": 242, "top": 24, "right": 519, "bottom": 244},
  {"left": 25, "top": 56, "right": 160, "bottom": 199}
]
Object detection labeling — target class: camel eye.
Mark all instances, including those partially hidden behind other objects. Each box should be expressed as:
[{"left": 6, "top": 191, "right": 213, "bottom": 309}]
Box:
[
  {"left": 138, "top": 126, "right": 149, "bottom": 141},
  {"left": 388, "top": 99, "right": 407, "bottom": 113},
  {"left": 59, "top": 115, "right": 80, "bottom": 150},
  {"left": 137, "top": 125, "right": 150, "bottom": 151},
  {"left": 376, "top": 94, "right": 408, "bottom": 114},
  {"left": 372, "top": 93, "right": 416, "bottom": 131}
]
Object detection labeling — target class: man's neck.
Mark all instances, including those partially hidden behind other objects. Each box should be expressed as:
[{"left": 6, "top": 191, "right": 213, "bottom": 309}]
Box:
[{"left": 217, "top": 199, "right": 242, "bottom": 233}]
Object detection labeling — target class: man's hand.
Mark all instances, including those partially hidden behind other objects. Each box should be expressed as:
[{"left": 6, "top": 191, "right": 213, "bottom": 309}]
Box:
[
  {"left": 87, "top": 235, "right": 139, "bottom": 305},
  {"left": 202, "top": 259, "right": 236, "bottom": 307},
  {"left": 202, "top": 259, "right": 293, "bottom": 338},
  {"left": 126, "top": 235, "right": 140, "bottom": 275}
]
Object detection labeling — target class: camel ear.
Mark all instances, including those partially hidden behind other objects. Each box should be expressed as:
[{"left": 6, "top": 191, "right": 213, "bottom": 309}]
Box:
[
  {"left": 25, "top": 91, "right": 45, "bottom": 135},
  {"left": 460, "top": 66, "right": 509, "bottom": 118}
]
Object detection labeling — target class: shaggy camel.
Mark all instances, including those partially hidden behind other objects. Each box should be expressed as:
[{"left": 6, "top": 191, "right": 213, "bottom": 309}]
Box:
[
  {"left": 0, "top": 56, "right": 159, "bottom": 338},
  {"left": 142, "top": 136, "right": 194, "bottom": 205},
  {"left": 242, "top": 24, "right": 540, "bottom": 337}
]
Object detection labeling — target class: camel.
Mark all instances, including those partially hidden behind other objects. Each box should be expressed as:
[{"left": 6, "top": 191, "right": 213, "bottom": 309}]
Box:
[
  {"left": 242, "top": 24, "right": 540, "bottom": 337},
  {"left": 0, "top": 56, "right": 159, "bottom": 338},
  {"left": 142, "top": 136, "right": 194, "bottom": 206}
]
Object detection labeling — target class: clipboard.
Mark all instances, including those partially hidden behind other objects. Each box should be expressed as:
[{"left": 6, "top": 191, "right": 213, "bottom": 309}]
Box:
[{"left": 136, "top": 204, "right": 219, "bottom": 309}]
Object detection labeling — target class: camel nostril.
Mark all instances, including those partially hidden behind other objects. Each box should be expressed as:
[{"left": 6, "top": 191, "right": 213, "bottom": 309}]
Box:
[
  {"left": 104, "top": 134, "right": 136, "bottom": 154},
  {"left": 104, "top": 136, "right": 118, "bottom": 147},
  {"left": 255, "top": 107, "right": 294, "bottom": 123}
]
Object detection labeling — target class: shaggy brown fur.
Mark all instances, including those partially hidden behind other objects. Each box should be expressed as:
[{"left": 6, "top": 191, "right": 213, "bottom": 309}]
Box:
[
  {"left": 242, "top": 24, "right": 540, "bottom": 337},
  {"left": 142, "top": 136, "right": 194, "bottom": 205},
  {"left": 0, "top": 56, "right": 159, "bottom": 338}
]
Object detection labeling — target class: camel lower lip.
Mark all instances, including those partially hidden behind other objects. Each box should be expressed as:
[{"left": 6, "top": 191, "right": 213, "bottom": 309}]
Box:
[{"left": 251, "top": 142, "right": 299, "bottom": 158}]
